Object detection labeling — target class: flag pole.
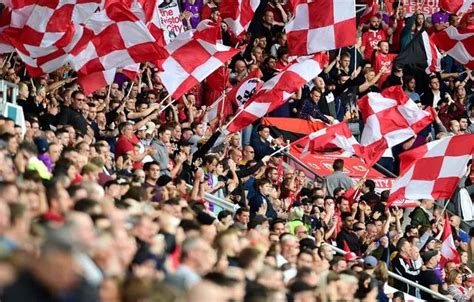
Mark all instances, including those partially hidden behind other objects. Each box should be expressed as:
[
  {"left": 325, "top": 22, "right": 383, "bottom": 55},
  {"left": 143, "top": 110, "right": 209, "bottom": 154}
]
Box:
[
  {"left": 223, "top": 107, "right": 245, "bottom": 130},
  {"left": 106, "top": 83, "right": 112, "bottom": 99},
  {"left": 159, "top": 99, "right": 176, "bottom": 113},
  {"left": 269, "top": 143, "right": 292, "bottom": 157},
  {"left": 220, "top": 64, "right": 228, "bottom": 125},
  {"left": 158, "top": 94, "right": 172, "bottom": 106},
  {"left": 124, "top": 82, "right": 134, "bottom": 100},
  {"left": 2, "top": 51, "right": 14, "bottom": 69},
  {"left": 354, "top": 47, "right": 358, "bottom": 70}
]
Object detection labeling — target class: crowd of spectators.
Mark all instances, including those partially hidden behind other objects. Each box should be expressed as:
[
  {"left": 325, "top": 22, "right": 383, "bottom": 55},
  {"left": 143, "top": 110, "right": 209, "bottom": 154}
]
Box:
[{"left": 0, "top": 0, "right": 474, "bottom": 301}]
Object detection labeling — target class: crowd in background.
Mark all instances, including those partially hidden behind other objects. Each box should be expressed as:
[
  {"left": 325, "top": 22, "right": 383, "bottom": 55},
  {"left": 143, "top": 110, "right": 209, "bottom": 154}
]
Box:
[{"left": 0, "top": 0, "right": 474, "bottom": 301}]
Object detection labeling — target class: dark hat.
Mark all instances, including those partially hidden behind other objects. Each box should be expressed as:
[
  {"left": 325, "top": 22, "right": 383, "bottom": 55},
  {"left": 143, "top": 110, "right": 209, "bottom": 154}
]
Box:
[
  {"left": 421, "top": 250, "right": 439, "bottom": 263},
  {"left": 34, "top": 137, "right": 48, "bottom": 154},
  {"left": 157, "top": 175, "right": 172, "bottom": 187},
  {"left": 197, "top": 211, "right": 216, "bottom": 226}
]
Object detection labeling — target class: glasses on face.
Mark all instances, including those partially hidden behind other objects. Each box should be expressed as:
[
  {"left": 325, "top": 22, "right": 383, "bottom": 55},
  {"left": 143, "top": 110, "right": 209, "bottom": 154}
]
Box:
[{"left": 76, "top": 98, "right": 86, "bottom": 102}]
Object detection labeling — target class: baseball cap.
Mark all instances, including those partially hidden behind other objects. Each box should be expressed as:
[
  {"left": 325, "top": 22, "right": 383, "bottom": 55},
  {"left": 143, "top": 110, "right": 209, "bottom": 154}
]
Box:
[
  {"left": 364, "top": 256, "right": 378, "bottom": 268},
  {"left": 344, "top": 252, "right": 358, "bottom": 262},
  {"left": 145, "top": 122, "right": 156, "bottom": 135}
]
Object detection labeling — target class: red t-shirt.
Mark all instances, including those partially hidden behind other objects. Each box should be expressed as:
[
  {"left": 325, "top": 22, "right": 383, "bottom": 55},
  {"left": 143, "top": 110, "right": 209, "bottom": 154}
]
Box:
[
  {"left": 115, "top": 134, "right": 136, "bottom": 159},
  {"left": 373, "top": 52, "right": 397, "bottom": 85},
  {"left": 361, "top": 29, "right": 388, "bottom": 60}
]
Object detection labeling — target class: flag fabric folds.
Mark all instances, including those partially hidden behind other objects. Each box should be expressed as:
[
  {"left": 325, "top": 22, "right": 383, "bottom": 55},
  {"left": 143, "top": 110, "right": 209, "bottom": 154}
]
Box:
[
  {"left": 158, "top": 22, "right": 239, "bottom": 99},
  {"left": 227, "top": 54, "right": 327, "bottom": 133},
  {"left": 358, "top": 86, "right": 435, "bottom": 166},
  {"left": 388, "top": 135, "right": 474, "bottom": 205},
  {"left": 432, "top": 26, "right": 474, "bottom": 69},
  {"left": 439, "top": 0, "right": 473, "bottom": 14},
  {"left": 0, "top": 1, "right": 166, "bottom": 94},
  {"left": 69, "top": 3, "right": 165, "bottom": 77},
  {"left": 440, "top": 213, "right": 461, "bottom": 267},
  {"left": 394, "top": 30, "right": 442, "bottom": 74},
  {"left": 294, "top": 122, "right": 364, "bottom": 158},
  {"left": 285, "top": 0, "right": 356, "bottom": 56},
  {"left": 227, "top": 68, "right": 264, "bottom": 109},
  {"left": 220, "top": 0, "right": 261, "bottom": 35},
  {"left": 359, "top": 0, "right": 378, "bottom": 25}
]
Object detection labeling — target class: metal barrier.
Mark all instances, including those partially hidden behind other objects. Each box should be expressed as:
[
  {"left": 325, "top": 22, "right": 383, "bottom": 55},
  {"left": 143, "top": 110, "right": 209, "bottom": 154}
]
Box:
[
  {"left": 185, "top": 184, "right": 239, "bottom": 215},
  {"left": 0, "top": 80, "right": 18, "bottom": 109},
  {"left": 327, "top": 244, "right": 453, "bottom": 301}
]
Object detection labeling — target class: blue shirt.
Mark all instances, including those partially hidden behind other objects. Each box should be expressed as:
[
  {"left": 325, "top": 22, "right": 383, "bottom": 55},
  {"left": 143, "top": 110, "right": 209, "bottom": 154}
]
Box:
[{"left": 298, "top": 99, "right": 330, "bottom": 123}]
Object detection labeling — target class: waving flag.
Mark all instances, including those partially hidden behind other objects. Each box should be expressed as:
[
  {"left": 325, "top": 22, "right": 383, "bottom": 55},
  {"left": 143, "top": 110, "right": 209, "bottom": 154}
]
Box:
[
  {"left": 294, "top": 122, "right": 364, "bottom": 158},
  {"left": 359, "top": 0, "right": 379, "bottom": 25},
  {"left": 359, "top": 86, "right": 435, "bottom": 166},
  {"left": 227, "top": 54, "right": 327, "bottom": 133},
  {"left": 394, "top": 30, "right": 442, "bottom": 74},
  {"left": 69, "top": 3, "right": 165, "bottom": 77},
  {"left": 158, "top": 21, "right": 239, "bottom": 99},
  {"left": 285, "top": 0, "right": 356, "bottom": 56},
  {"left": 432, "top": 26, "right": 474, "bottom": 69},
  {"left": 440, "top": 213, "right": 461, "bottom": 267},
  {"left": 227, "top": 68, "right": 264, "bottom": 108},
  {"left": 220, "top": 0, "right": 261, "bottom": 35},
  {"left": 388, "top": 135, "right": 474, "bottom": 206},
  {"left": 439, "top": 0, "right": 473, "bottom": 14}
]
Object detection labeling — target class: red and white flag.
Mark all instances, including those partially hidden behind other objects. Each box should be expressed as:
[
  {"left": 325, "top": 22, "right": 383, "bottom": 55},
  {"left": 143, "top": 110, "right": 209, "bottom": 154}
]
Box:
[
  {"left": 131, "top": 0, "right": 166, "bottom": 45},
  {"left": 78, "top": 69, "right": 116, "bottom": 96},
  {"left": 220, "top": 0, "right": 260, "bottom": 35},
  {"left": 439, "top": 0, "right": 473, "bottom": 14},
  {"left": 227, "top": 53, "right": 327, "bottom": 133},
  {"left": 440, "top": 213, "right": 461, "bottom": 267},
  {"left": 227, "top": 68, "right": 264, "bottom": 108},
  {"left": 388, "top": 135, "right": 474, "bottom": 205},
  {"left": 69, "top": 2, "right": 165, "bottom": 78},
  {"left": 121, "top": 63, "right": 141, "bottom": 80},
  {"left": 0, "top": 0, "right": 100, "bottom": 72},
  {"left": 294, "top": 122, "right": 364, "bottom": 158},
  {"left": 359, "top": 0, "right": 379, "bottom": 25},
  {"left": 432, "top": 26, "right": 474, "bottom": 69},
  {"left": 285, "top": 0, "right": 356, "bottom": 56},
  {"left": 359, "top": 86, "right": 435, "bottom": 166},
  {"left": 158, "top": 21, "right": 239, "bottom": 99}
]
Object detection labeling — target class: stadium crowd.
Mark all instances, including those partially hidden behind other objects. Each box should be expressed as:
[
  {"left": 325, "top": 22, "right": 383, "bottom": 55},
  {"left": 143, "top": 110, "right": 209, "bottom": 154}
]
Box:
[{"left": 0, "top": 0, "right": 474, "bottom": 301}]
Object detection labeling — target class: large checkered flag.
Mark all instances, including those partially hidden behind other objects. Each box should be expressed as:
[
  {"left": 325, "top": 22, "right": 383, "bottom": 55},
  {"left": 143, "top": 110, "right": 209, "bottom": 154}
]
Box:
[
  {"left": 227, "top": 53, "right": 327, "bottom": 133},
  {"left": 285, "top": 0, "right": 357, "bottom": 56},
  {"left": 358, "top": 86, "right": 435, "bottom": 166},
  {"left": 388, "top": 135, "right": 474, "bottom": 206},
  {"left": 158, "top": 21, "right": 239, "bottom": 99}
]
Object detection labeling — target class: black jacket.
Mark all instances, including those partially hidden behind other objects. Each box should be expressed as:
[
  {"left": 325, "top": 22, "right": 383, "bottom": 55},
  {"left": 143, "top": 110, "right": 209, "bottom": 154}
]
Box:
[
  {"left": 336, "top": 228, "right": 361, "bottom": 255},
  {"left": 55, "top": 106, "right": 88, "bottom": 135},
  {"left": 391, "top": 253, "right": 419, "bottom": 296}
]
